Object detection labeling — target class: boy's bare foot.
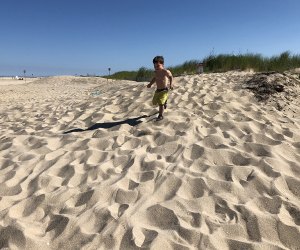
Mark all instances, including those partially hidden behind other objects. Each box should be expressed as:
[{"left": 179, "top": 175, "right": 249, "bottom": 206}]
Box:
[{"left": 156, "top": 115, "right": 164, "bottom": 121}]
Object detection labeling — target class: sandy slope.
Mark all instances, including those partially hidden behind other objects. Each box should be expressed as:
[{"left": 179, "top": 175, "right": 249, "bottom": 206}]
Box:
[{"left": 0, "top": 73, "right": 300, "bottom": 249}]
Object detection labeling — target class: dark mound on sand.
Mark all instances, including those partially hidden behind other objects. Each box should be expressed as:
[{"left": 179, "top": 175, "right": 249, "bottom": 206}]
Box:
[{"left": 242, "top": 72, "right": 300, "bottom": 111}]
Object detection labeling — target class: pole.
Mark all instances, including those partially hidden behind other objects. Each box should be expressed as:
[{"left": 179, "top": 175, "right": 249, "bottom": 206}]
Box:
[{"left": 23, "top": 69, "right": 26, "bottom": 83}]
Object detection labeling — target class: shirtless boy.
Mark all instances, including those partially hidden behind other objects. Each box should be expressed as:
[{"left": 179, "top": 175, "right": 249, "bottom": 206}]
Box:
[{"left": 147, "top": 56, "right": 173, "bottom": 121}]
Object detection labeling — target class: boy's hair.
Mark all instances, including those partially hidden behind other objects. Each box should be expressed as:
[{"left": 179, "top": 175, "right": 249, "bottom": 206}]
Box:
[{"left": 153, "top": 56, "right": 164, "bottom": 64}]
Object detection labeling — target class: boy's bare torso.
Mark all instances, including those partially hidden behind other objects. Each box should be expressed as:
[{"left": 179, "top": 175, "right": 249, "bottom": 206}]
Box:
[{"left": 155, "top": 69, "right": 172, "bottom": 89}]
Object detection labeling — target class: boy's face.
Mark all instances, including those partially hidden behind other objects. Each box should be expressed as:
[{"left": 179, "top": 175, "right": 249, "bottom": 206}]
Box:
[{"left": 154, "top": 61, "right": 163, "bottom": 70}]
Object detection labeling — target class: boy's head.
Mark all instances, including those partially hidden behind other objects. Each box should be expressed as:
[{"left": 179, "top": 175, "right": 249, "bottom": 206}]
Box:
[{"left": 153, "top": 56, "right": 164, "bottom": 70}]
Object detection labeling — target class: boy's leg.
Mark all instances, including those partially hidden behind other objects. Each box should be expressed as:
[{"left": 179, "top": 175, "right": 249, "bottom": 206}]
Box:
[
  {"left": 158, "top": 105, "right": 164, "bottom": 118},
  {"left": 164, "top": 100, "right": 167, "bottom": 109}
]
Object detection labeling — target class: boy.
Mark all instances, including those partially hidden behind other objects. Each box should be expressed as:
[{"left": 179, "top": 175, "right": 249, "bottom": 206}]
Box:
[{"left": 147, "top": 56, "right": 173, "bottom": 121}]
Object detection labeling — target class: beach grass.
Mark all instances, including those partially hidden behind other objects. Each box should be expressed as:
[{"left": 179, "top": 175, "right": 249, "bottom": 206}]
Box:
[
  {"left": 104, "top": 51, "right": 300, "bottom": 81},
  {"left": 204, "top": 51, "right": 300, "bottom": 72}
]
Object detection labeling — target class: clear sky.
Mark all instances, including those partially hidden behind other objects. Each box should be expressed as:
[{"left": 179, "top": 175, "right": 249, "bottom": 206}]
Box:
[{"left": 1, "top": 0, "right": 299, "bottom": 76}]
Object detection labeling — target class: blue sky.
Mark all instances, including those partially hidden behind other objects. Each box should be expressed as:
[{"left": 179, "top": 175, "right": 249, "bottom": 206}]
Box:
[{"left": 1, "top": 0, "right": 299, "bottom": 76}]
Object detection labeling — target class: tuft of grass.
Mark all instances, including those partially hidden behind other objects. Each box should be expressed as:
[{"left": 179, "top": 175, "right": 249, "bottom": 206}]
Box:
[
  {"left": 169, "top": 60, "right": 200, "bottom": 76},
  {"left": 105, "top": 61, "right": 200, "bottom": 82},
  {"left": 103, "top": 71, "right": 137, "bottom": 81},
  {"left": 104, "top": 51, "right": 300, "bottom": 81},
  {"left": 135, "top": 67, "right": 153, "bottom": 82},
  {"left": 203, "top": 53, "right": 265, "bottom": 72},
  {"left": 203, "top": 51, "right": 300, "bottom": 73}
]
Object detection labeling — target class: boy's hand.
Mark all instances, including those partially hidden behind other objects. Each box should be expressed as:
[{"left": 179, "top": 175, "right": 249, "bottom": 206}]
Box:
[
  {"left": 147, "top": 83, "right": 152, "bottom": 88},
  {"left": 169, "top": 85, "right": 174, "bottom": 90}
]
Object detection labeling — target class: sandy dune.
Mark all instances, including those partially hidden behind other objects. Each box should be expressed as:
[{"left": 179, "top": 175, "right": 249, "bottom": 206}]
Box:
[{"left": 0, "top": 73, "right": 300, "bottom": 249}]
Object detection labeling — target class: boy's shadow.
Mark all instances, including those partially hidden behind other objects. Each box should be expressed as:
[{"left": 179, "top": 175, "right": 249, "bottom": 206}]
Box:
[{"left": 63, "top": 113, "right": 156, "bottom": 134}]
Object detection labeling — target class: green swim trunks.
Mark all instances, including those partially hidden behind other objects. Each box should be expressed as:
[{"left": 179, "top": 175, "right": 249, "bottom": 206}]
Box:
[{"left": 152, "top": 89, "right": 168, "bottom": 106}]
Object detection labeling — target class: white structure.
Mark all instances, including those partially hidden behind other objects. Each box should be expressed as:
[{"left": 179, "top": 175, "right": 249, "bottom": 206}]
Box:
[{"left": 197, "top": 63, "right": 204, "bottom": 74}]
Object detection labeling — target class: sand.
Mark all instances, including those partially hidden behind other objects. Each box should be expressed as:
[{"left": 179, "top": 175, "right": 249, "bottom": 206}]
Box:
[
  {"left": 0, "top": 73, "right": 300, "bottom": 249},
  {"left": 0, "top": 77, "right": 39, "bottom": 86}
]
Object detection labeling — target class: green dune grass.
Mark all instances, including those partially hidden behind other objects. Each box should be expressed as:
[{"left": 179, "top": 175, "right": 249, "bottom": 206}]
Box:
[{"left": 103, "top": 51, "right": 300, "bottom": 82}]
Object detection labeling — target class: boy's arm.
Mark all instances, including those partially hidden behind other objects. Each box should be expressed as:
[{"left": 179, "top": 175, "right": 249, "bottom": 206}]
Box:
[
  {"left": 167, "top": 70, "right": 173, "bottom": 89},
  {"left": 147, "top": 77, "right": 155, "bottom": 88}
]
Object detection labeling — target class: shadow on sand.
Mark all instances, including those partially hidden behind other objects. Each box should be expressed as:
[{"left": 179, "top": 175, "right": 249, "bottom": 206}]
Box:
[{"left": 63, "top": 113, "right": 157, "bottom": 134}]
